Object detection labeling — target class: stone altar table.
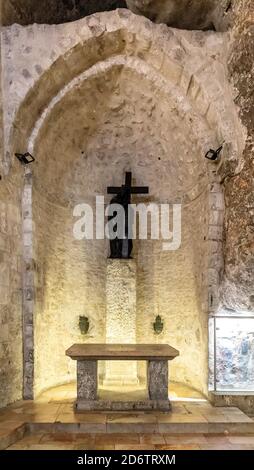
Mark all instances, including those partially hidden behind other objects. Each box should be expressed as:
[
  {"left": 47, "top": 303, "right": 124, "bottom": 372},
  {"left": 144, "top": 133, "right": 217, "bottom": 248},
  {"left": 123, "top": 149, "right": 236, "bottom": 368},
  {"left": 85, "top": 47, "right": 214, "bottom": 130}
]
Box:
[{"left": 66, "top": 344, "right": 179, "bottom": 411}]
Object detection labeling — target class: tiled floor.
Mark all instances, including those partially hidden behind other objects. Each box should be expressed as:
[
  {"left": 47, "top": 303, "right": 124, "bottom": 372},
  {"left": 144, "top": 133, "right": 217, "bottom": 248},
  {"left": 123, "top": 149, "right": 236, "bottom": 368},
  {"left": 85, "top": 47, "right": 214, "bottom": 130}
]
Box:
[
  {"left": 6, "top": 432, "right": 254, "bottom": 450},
  {"left": 0, "top": 382, "right": 254, "bottom": 450}
]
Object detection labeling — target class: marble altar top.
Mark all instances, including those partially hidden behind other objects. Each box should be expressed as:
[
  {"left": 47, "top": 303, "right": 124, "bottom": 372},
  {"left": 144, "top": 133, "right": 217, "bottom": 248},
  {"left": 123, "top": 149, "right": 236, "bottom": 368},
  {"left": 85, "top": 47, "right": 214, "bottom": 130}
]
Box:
[{"left": 66, "top": 344, "right": 179, "bottom": 361}]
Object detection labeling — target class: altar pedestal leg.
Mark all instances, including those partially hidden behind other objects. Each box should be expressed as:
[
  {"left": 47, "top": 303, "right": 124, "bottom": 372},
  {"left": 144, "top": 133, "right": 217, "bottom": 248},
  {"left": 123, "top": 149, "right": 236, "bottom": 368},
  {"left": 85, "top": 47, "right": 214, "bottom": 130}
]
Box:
[
  {"left": 77, "top": 360, "right": 97, "bottom": 401},
  {"left": 147, "top": 360, "right": 168, "bottom": 400}
]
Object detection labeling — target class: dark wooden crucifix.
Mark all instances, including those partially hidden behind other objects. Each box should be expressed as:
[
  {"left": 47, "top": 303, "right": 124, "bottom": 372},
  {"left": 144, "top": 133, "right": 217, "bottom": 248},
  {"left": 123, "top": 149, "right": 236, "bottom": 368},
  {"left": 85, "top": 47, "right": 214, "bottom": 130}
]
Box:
[{"left": 107, "top": 172, "right": 149, "bottom": 259}]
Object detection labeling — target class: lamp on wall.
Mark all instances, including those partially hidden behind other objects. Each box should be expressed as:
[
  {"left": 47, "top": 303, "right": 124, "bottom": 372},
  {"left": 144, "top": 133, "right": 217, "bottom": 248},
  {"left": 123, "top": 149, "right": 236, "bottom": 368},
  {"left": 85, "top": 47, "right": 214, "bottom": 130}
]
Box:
[
  {"left": 205, "top": 143, "right": 224, "bottom": 161},
  {"left": 153, "top": 315, "right": 164, "bottom": 335},
  {"left": 78, "top": 316, "right": 90, "bottom": 335},
  {"left": 15, "top": 152, "right": 35, "bottom": 165}
]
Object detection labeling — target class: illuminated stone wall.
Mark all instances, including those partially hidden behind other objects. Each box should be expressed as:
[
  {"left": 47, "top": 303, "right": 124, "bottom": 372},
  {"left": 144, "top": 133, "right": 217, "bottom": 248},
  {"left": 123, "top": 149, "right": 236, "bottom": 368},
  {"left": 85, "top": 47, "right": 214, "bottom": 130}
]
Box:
[
  {"left": 0, "top": 10, "right": 246, "bottom": 400},
  {"left": 30, "top": 75, "right": 212, "bottom": 394},
  {"left": 0, "top": 38, "right": 23, "bottom": 408},
  {"left": 208, "top": 1, "right": 254, "bottom": 399},
  {"left": 0, "top": 176, "right": 23, "bottom": 408}
]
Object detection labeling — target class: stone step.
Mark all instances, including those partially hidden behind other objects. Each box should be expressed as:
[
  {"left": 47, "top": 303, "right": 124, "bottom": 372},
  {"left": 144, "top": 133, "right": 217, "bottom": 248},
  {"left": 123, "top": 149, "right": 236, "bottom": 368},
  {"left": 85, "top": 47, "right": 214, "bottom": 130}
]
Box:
[
  {"left": 1, "top": 419, "right": 254, "bottom": 449},
  {"left": 27, "top": 420, "right": 254, "bottom": 435}
]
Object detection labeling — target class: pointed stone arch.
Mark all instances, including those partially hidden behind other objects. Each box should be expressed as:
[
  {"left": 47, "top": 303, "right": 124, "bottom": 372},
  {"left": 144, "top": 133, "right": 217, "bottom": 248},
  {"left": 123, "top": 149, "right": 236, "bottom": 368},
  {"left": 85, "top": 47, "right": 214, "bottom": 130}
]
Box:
[{"left": 1, "top": 10, "right": 246, "bottom": 398}]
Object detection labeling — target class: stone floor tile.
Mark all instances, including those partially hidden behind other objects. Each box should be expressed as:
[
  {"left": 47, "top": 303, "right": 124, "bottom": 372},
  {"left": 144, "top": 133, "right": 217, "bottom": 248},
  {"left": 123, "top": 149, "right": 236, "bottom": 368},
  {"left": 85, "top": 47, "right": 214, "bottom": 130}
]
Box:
[
  {"left": 158, "top": 414, "right": 208, "bottom": 423},
  {"left": 163, "top": 433, "right": 207, "bottom": 444},
  {"left": 168, "top": 404, "right": 189, "bottom": 415},
  {"left": 13, "top": 432, "right": 44, "bottom": 445},
  {"left": 202, "top": 414, "right": 231, "bottom": 423},
  {"left": 155, "top": 444, "right": 200, "bottom": 450},
  {"left": 203, "top": 434, "right": 230, "bottom": 444},
  {"left": 72, "top": 434, "right": 96, "bottom": 444},
  {"left": 53, "top": 422, "right": 106, "bottom": 433},
  {"left": 57, "top": 411, "right": 107, "bottom": 424},
  {"left": 40, "top": 432, "right": 78, "bottom": 443},
  {"left": 228, "top": 435, "right": 254, "bottom": 444},
  {"left": 8, "top": 443, "right": 75, "bottom": 450},
  {"left": 7, "top": 444, "right": 30, "bottom": 450},
  {"left": 95, "top": 433, "right": 140, "bottom": 445},
  {"left": 107, "top": 423, "right": 158, "bottom": 434},
  {"left": 75, "top": 444, "right": 115, "bottom": 450},
  {"left": 13, "top": 403, "right": 60, "bottom": 414},
  {"left": 115, "top": 444, "right": 156, "bottom": 450},
  {"left": 106, "top": 413, "right": 157, "bottom": 424},
  {"left": 228, "top": 445, "right": 254, "bottom": 450},
  {"left": 0, "top": 421, "right": 24, "bottom": 432},
  {"left": 208, "top": 423, "right": 254, "bottom": 434},
  {"left": 221, "top": 407, "right": 247, "bottom": 414},
  {"left": 0, "top": 411, "right": 24, "bottom": 423},
  {"left": 10, "top": 404, "right": 61, "bottom": 423},
  {"left": 78, "top": 424, "right": 107, "bottom": 433},
  {"left": 28, "top": 423, "right": 56, "bottom": 434},
  {"left": 158, "top": 423, "right": 209, "bottom": 434},
  {"left": 184, "top": 404, "right": 214, "bottom": 415},
  {"left": 0, "top": 423, "right": 26, "bottom": 440},
  {"left": 140, "top": 434, "right": 166, "bottom": 444},
  {"left": 0, "top": 423, "right": 26, "bottom": 451},
  {"left": 199, "top": 444, "right": 232, "bottom": 450},
  {"left": 5, "top": 430, "right": 254, "bottom": 451},
  {"left": 221, "top": 413, "right": 253, "bottom": 423}
]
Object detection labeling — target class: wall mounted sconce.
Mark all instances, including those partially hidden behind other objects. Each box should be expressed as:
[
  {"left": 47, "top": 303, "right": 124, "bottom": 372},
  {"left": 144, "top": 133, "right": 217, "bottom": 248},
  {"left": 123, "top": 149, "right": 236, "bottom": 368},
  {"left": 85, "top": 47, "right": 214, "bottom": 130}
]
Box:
[
  {"left": 15, "top": 152, "right": 35, "bottom": 165},
  {"left": 205, "top": 143, "right": 224, "bottom": 162},
  {"left": 78, "top": 316, "right": 90, "bottom": 335},
  {"left": 153, "top": 315, "right": 164, "bottom": 335}
]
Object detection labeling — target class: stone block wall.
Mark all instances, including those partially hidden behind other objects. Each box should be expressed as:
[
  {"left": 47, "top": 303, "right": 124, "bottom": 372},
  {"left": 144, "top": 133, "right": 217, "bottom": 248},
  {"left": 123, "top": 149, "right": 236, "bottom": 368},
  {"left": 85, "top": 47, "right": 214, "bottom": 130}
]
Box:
[
  {"left": 220, "top": 0, "right": 254, "bottom": 312},
  {"left": 206, "top": 0, "right": 254, "bottom": 400},
  {"left": 22, "top": 168, "right": 34, "bottom": 399},
  {"left": 33, "top": 191, "right": 107, "bottom": 396},
  {"left": 0, "top": 34, "right": 23, "bottom": 408},
  {"left": 0, "top": 184, "right": 23, "bottom": 408}
]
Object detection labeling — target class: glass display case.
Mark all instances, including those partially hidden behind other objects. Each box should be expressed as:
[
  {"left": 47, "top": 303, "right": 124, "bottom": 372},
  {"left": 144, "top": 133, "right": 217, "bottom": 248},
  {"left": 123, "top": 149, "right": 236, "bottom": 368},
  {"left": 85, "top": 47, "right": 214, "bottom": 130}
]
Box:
[{"left": 213, "top": 317, "right": 254, "bottom": 391}]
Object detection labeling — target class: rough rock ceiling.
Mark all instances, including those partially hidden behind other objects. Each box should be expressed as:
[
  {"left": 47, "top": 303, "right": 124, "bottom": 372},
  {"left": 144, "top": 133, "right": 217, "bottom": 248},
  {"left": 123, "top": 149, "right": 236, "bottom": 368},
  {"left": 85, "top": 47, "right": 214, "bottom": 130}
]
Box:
[
  {"left": 1, "top": 0, "right": 234, "bottom": 30},
  {"left": 0, "top": 0, "right": 127, "bottom": 26},
  {"left": 126, "top": 0, "right": 233, "bottom": 31}
]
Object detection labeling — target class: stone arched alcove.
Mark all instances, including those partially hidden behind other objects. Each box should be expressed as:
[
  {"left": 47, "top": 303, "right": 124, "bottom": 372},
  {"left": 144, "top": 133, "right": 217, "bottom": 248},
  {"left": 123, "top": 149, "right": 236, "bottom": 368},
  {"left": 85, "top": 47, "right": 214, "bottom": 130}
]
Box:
[
  {"left": 30, "top": 62, "right": 212, "bottom": 395},
  {"left": 2, "top": 10, "right": 245, "bottom": 398}
]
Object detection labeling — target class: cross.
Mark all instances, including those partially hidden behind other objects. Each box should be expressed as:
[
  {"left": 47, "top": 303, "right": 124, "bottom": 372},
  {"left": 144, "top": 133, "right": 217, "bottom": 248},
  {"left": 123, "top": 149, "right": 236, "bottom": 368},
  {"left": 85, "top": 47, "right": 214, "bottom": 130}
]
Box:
[
  {"left": 107, "top": 171, "right": 149, "bottom": 201},
  {"left": 107, "top": 172, "right": 149, "bottom": 258}
]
